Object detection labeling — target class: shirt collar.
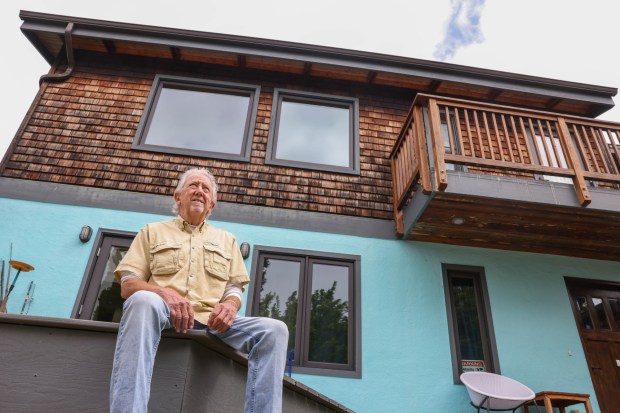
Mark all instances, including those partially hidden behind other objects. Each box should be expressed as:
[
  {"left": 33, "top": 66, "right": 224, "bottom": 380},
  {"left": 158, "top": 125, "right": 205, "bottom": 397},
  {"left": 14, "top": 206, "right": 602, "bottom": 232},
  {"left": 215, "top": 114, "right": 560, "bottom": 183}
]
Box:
[{"left": 174, "top": 216, "right": 207, "bottom": 233}]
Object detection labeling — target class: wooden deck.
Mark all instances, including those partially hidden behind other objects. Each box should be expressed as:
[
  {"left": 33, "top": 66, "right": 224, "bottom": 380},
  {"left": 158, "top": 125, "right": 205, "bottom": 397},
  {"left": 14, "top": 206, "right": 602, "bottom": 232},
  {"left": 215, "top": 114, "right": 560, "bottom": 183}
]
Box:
[
  {"left": 391, "top": 95, "right": 620, "bottom": 261},
  {"left": 0, "top": 314, "right": 354, "bottom": 413}
]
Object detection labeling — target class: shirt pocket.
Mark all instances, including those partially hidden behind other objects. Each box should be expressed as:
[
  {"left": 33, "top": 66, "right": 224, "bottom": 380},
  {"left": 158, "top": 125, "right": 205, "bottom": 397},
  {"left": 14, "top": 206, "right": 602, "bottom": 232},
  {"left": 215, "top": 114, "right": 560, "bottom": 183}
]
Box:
[
  {"left": 150, "top": 241, "right": 184, "bottom": 275},
  {"left": 203, "top": 242, "right": 231, "bottom": 280}
]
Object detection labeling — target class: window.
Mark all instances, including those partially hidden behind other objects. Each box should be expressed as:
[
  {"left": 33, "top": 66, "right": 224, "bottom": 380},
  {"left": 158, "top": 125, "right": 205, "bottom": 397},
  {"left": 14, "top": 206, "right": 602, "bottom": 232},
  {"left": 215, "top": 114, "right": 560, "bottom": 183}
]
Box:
[
  {"left": 442, "top": 265, "right": 499, "bottom": 383},
  {"left": 134, "top": 75, "right": 260, "bottom": 161},
  {"left": 266, "top": 89, "right": 360, "bottom": 174},
  {"left": 248, "top": 246, "right": 361, "bottom": 377},
  {"left": 72, "top": 230, "right": 135, "bottom": 321}
]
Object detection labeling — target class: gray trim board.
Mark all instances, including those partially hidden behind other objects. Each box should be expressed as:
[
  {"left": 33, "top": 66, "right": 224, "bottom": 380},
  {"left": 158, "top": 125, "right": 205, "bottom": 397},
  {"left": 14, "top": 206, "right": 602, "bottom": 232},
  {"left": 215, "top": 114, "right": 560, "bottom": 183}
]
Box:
[
  {"left": 0, "top": 177, "right": 396, "bottom": 239},
  {"left": 19, "top": 11, "right": 617, "bottom": 116},
  {"left": 0, "top": 313, "right": 355, "bottom": 413},
  {"left": 402, "top": 171, "right": 620, "bottom": 238},
  {"left": 443, "top": 171, "right": 620, "bottom": 212}
]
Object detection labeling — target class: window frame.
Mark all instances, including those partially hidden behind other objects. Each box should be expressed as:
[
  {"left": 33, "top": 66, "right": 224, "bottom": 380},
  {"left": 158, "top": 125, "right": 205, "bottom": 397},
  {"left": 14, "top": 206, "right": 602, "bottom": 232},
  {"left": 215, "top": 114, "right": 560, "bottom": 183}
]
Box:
[
  {"left": 72, "top": 228, "right": 136, "bottom": 320},
  {"left": 133, "top": 75, "right": 260, "bottom": 161},
  {"left": 265, "top": 89, "right": 360, "bottom": 174},
  {"left": 442, "top": 264, "right": 500, "bottom": 384},
  {"left": 247, "top": 245, "right": 362, "bottom": 378}
]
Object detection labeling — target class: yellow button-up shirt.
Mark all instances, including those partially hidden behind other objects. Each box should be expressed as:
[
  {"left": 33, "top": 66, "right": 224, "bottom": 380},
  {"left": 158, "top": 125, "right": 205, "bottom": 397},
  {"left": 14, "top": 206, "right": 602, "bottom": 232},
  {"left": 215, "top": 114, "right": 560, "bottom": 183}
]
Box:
[{"left": 115, "top": 217, "right": 250, "bottom": 325}]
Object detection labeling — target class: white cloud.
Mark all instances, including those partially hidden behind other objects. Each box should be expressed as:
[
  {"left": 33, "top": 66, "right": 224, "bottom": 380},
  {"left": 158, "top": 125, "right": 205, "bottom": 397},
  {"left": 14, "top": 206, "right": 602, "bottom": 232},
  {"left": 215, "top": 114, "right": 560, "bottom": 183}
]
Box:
[{"left": 434, "top": 0, "right": 486, "bottom": 61}]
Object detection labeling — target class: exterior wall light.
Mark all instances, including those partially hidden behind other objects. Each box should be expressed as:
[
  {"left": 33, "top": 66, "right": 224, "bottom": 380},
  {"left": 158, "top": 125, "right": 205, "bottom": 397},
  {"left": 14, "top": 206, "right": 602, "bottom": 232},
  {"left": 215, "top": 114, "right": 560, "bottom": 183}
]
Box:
[
  {"left": 451, "top": 217, "right": 465, "bottom": 225},
  {"left": 79, "top": 225, "right": 93, "bottom": 243},
  {"left": 239, "top": 242, "right": 251, "bottom": 259}
]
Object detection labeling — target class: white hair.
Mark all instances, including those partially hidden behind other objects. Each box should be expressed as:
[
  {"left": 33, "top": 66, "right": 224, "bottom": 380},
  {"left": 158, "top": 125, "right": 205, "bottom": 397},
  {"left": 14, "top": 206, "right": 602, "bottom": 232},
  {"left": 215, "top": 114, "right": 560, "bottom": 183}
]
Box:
[{"left": 171, "top": 168, "right": 219, "bottom": 215}]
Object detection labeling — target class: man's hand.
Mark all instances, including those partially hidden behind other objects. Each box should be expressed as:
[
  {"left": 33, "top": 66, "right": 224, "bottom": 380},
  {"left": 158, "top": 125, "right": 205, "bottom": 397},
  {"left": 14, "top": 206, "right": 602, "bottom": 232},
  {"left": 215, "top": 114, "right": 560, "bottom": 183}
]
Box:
[
  {"left": 207, "top": 301, "right": 238, "bottom": 333},
  {"left": 156, "top": 287, "right": 194, "bottom": 333}
]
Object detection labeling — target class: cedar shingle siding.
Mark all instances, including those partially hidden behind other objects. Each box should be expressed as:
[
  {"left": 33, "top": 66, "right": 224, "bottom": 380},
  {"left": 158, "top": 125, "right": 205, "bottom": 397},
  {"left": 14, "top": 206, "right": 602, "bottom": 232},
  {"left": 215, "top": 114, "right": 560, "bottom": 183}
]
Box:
[{"left": 4, "top": 52, "right": 413, "bottom": 219}]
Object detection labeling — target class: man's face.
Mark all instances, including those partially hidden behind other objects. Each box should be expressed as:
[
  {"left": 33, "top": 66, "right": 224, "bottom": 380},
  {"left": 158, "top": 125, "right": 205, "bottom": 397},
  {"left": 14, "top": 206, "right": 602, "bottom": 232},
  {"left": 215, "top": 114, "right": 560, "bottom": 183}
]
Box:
[{"left": 174, "top": 172, "right": 215, "bottom": 225}]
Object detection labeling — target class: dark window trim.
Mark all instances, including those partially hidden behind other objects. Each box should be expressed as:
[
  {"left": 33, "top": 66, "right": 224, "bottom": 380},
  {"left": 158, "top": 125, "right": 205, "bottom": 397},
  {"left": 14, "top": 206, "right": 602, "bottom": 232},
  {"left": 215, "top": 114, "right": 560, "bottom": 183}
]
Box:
[
  {"left": 71, "top": 228, "right": 136, "bottom": 319},
  {"left": 442, "top": 264, "right": 500, "bottom": 384},
  {"left": 246, "top": 245, "right": 362, "bottom": 378},
  {"left": 265, "top": 89, "right": 360, "bottom": 175},
  {"left": 133, "top": 74, "right": 260, "bottom": 161}
]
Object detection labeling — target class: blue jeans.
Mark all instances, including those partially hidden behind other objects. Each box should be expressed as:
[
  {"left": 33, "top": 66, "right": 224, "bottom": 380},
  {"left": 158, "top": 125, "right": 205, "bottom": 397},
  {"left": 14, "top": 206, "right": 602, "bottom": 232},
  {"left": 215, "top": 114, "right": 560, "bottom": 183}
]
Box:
[{"left": 109, "top": 290, "right": 288, "bottom": 413}]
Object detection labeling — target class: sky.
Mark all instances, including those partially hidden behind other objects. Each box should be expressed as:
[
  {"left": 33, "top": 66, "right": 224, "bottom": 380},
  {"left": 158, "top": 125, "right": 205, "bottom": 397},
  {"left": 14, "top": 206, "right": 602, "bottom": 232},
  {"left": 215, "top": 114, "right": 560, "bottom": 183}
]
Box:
[{"left": 2, "top": 0, "right": 620, "bottom": 160}]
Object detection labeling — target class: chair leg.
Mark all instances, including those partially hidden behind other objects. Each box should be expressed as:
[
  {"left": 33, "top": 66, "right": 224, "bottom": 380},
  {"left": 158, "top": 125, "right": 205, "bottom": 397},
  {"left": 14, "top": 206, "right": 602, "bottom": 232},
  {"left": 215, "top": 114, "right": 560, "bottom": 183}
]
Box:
[{"left": 530, "top": 400, "right": 543, "bottom": 413}]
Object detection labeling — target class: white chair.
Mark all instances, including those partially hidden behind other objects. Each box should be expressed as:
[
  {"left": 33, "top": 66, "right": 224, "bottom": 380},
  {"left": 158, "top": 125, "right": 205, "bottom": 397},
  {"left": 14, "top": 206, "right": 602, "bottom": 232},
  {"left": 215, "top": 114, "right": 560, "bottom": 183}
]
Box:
[{"left": 460, "top": 372, "right": 541, "bottom": 412}]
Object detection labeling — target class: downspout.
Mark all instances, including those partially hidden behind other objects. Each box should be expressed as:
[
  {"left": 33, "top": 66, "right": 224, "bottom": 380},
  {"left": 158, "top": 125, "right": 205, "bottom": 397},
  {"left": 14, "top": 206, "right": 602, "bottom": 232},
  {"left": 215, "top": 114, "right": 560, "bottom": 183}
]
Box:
[{"left": 39, "top": 22, "right": 75, "bottom": 86}]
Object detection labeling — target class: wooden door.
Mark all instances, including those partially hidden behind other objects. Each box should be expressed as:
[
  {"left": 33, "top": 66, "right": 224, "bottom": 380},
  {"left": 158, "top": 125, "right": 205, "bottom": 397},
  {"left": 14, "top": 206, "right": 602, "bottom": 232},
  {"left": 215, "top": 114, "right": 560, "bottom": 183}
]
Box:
[{"left": 566, "top": 278, "right": 620, "bottom": 413}]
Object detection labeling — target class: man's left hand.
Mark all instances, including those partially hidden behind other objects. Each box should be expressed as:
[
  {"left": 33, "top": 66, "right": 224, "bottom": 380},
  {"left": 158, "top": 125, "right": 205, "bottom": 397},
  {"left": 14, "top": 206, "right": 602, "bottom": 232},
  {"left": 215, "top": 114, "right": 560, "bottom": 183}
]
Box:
[{"left": 207, "top": 301, "right": 238, "bottom": 333}]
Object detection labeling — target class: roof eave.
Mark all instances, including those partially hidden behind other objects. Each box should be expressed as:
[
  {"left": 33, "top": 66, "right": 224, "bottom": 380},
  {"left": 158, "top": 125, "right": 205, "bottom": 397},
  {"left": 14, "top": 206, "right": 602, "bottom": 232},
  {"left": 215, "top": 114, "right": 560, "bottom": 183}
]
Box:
[{"left": 18, "top": 10, "right": 618, "bottom": 116}]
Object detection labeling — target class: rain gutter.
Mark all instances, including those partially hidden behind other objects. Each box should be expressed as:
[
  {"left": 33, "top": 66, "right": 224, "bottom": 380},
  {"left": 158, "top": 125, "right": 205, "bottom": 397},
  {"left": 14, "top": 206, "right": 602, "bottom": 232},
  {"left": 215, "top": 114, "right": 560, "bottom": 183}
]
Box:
[{"left": 39, "top": 22, "right": 75, "bottom": 86}]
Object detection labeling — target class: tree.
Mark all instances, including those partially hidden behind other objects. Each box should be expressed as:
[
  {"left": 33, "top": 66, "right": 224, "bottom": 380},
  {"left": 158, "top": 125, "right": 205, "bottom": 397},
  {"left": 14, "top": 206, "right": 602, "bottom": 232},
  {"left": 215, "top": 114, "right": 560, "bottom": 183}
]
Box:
[{"left": 308, "top": 281, "right": 348, "bottom": 364}]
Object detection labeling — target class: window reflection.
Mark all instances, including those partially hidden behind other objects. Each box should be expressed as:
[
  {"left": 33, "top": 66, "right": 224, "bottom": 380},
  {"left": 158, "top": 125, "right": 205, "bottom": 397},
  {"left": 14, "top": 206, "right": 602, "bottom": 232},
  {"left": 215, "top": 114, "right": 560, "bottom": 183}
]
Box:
[
  {"left": 144, "top": 85, "right": 251, "bottom": 155},
  {"left": 308, "top": 263, "right": 349, "bottom": 364},
  {"left": 609, "top": 298, "right": 620, "bottom": 329},
  {"left": 276, "top": 100, "right": 351, "bottom": 167},
  {"left": 91, "top": 246, "right": 128, "bottom": 322},
  {"left": 450, "top": 276, "right": 485, "bottom": 365},
  {"left": 575, "top": 296, "right": 593, "bottom": 330},
  {"left": 257, "top": 258, "right": 301, "bottom": 350},
  {"left": 592, "top": 297, "right": 611, "bottom": 330}
]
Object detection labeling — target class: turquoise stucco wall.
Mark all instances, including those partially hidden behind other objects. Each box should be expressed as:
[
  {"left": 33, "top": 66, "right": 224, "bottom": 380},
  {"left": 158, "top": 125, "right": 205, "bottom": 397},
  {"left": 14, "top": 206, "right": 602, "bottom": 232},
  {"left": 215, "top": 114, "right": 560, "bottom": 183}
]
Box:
[{"left": 1, "top": 197, "right": 618, "bottom": 413}]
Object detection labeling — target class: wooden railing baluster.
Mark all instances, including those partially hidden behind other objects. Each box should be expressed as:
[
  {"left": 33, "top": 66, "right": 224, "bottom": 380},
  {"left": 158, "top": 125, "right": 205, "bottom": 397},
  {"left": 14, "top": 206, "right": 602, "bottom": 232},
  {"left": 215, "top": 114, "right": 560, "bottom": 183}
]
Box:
[
  {"left": 444, "top": 106, "right": 456, "bottom": 155},
  {"left": 501, "top": 114, "right": 515, "bottom": 163},
  {"left": 509, "top": 115, "right": 524, "bottom": 164},
  {"left": 526, "top": 118, "right": 544, "bottom": 166},
  {"left": 463, "top": 109, "right": 476, "bottom": 157},
  {"left": 414, "top": 105, "right": 432, "bottom": 193},
  {"left": 569, "top": 124, "right": 590, "bottom": 171},
  {"left": 490, "top": 113, "right": 503, "bottom": 161},
  {"left": 453, "top": 107, "right": 465, "bottom": 156},
  {"left": 482, "top": 112, "right": 494, "bottom": 160},
  {"left": 587, "top": 126, "right": 605, "bottom": 173},
  {"left": 428, "top": 98, "right": 448, "bottom": 190},
  {"left": 596, "top": 128, "right": 619, "bottom": 174},
  {"left": 557, "top": 118, "right": 591, "bottom": 206},
  {"left": 473, "top": 110, "right": 485, "bottom": 159}
]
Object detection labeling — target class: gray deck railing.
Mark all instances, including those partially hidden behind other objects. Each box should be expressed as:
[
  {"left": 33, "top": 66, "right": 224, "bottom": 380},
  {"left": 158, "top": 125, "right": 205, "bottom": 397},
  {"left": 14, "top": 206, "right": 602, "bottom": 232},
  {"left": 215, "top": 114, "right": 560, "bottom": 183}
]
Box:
[{"left": 0, "top": 313, "right": 354, "bottom": 413}]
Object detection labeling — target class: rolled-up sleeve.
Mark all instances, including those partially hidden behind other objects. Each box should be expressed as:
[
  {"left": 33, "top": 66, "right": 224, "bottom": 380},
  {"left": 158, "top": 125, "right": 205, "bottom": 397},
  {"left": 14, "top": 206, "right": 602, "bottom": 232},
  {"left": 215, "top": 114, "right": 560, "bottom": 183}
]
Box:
[
  {"left": 227, "top": 236, "right": 250, "bottom": 289},
  {"left": 114, "top": 226, "right": 151, "bottom": 283}
]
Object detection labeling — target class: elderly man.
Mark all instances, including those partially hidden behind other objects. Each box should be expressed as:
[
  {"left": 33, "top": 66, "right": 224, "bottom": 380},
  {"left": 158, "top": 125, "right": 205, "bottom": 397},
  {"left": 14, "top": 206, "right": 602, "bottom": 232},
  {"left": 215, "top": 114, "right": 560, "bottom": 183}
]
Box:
[{"left": 109, "top": 168, "right": 288, "bottom": 413}]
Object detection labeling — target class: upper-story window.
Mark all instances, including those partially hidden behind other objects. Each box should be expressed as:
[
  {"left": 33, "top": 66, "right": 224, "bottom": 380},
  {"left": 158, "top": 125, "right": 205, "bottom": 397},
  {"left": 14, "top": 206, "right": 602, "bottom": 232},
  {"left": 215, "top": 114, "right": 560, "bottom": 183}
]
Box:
[
  {"left": 266, "top": 89, "right": 360, "bottom": 174},
  {"left": 134, "top": 75, "right": 260, "bottom": 161}
]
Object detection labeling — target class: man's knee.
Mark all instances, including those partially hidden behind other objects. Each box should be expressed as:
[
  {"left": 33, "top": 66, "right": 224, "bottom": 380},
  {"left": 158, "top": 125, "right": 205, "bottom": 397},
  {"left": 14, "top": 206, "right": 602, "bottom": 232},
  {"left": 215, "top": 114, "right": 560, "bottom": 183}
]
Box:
[
  {"left": 123, "top": 290, "right": 164, "bottom": 314},
  {"left": 262, "top": 318, "right": 289, "bottom": 344}
]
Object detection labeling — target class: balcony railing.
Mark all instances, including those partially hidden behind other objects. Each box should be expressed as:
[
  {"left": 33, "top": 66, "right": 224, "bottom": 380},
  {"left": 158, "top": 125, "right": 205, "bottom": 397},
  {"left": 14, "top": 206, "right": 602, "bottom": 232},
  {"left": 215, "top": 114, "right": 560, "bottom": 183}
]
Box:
[{"left": 390, "top": 94, "right": 620, "bottom": 235}]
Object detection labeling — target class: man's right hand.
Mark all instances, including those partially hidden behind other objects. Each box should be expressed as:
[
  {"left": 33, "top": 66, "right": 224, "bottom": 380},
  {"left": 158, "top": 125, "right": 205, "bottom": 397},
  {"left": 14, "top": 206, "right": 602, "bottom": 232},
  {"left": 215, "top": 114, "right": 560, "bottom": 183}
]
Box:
[
  {"left": 156, "top": 287, "right": 194, "bottom": 333},
  {"left": 121, "top": 278, "right": 194, "bottom": 333}
]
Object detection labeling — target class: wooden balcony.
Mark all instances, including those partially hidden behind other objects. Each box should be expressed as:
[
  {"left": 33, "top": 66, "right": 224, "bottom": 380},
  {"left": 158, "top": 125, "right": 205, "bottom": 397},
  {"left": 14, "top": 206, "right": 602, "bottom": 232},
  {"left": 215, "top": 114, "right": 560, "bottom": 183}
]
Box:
[{"left": 391, "top": 94, "right": 620, "bottom": 261}]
